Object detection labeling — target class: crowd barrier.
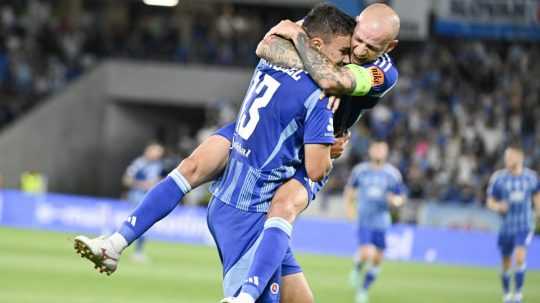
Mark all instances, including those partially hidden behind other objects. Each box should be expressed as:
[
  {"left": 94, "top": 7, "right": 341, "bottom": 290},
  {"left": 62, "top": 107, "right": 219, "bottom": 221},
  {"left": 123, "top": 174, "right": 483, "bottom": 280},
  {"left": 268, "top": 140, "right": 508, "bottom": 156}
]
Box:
[{"left": 1, "top": 190, "right": 538, "bottom": 269}]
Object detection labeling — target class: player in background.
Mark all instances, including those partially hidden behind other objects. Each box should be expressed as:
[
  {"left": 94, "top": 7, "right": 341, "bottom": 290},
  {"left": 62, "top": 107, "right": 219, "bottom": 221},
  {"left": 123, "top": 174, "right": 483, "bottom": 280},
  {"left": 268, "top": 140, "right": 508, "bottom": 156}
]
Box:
[
  {"left": 344, "top": 141, "right": 406, "bottom": 303},
  {"left": 74, "top": 5, "right": 399, "bottom": 302},
  {"left": 486, "top": 143, "right": 540, "bottom": 303},
  {"left": 122, "top": 142, "right": 164, "bottom": 262}
]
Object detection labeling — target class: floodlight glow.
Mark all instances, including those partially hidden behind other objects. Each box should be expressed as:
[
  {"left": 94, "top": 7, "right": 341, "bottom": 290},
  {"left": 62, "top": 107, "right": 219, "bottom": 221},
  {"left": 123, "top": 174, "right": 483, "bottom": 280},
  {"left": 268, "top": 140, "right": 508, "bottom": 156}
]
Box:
[{"left": 142, "top": 0, "right": 179, "bottom": 7}]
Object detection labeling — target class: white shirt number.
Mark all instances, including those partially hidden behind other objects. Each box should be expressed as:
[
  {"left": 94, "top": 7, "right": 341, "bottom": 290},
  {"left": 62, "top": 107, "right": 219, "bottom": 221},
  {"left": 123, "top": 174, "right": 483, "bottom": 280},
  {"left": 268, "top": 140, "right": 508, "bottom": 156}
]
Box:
[{"left": 237, "top": 72, "right": 280, "bottom": 140}]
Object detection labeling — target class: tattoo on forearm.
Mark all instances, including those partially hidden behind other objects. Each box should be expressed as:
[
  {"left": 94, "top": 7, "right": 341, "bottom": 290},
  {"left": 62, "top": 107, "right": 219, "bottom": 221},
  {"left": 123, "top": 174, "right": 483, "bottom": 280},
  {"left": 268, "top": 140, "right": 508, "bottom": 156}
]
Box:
[
  {"left": 294, "top": 32, "right": 355, "bottom": 94},
  {"left": 256, "top": 36, "right": 304, "bottom": 69}
]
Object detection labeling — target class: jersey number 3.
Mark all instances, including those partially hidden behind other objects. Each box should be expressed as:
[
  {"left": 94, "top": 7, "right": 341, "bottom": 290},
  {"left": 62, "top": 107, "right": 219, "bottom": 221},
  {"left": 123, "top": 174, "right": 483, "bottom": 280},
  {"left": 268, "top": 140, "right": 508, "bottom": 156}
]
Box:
[{"left": 237, "top": 72, "right": 280, "bottom": 140}]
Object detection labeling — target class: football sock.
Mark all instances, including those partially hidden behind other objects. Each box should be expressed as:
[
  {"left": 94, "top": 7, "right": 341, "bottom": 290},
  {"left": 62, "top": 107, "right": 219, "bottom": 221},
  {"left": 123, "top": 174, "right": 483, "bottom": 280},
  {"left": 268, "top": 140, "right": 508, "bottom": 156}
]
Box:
[
  {"left": 118, "top": 170, "right": 191, "bottom": 246},
  {"left": 501, "top": 269, "right": 511, "bottom": 295},
  {"left": 363, "top": 266, "right": 380, "bottom": 290},
  {"left": 239, "top": 217, "right": 292, "bottom": 301},
  {"left": 515, "top": 264, "right": 526, "bottom": 293}
]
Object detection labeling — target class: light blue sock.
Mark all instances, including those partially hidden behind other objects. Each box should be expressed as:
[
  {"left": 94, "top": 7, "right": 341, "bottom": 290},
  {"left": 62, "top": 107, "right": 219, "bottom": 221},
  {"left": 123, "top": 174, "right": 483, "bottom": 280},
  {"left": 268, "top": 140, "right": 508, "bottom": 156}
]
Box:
[
  {"left": 514, "top": 264, "right": 526, "bottom": 293},
  {"left": 118, "top": 170, "right": 190, "bottom": 245},
  {"left": 363, "top": 266, "right": 380, "bottom": 290},
  {"left": 240, "top": 217, "right": 292, "bottom": 301},
  {"left": 501, "top": 270, "right": 511, "bottom": 295}
]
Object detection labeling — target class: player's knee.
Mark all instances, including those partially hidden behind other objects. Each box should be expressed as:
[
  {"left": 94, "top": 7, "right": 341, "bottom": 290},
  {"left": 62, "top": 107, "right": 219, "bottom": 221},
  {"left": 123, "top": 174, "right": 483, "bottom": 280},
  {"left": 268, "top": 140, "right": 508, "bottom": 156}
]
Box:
[
  {"left": 373, "top": 254, "right": 384, "bottom": 266},
  {"left": 301, "top": 290, "right": 315, "bottom": 303},
  {"left": 269, "top": 196, "right": 298, "bottom": 223},
  {"left": 514, "top": 250, "right": 527, "bottom": 265},
  {"left": 177, "top": 156, "right": 199, "bottom": 185}
]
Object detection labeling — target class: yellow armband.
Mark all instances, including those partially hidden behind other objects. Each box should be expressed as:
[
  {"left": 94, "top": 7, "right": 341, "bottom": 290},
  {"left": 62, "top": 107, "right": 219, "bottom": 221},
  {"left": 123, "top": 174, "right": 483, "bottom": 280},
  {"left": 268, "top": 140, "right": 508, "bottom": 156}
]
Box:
[{"left": 346, "top": 64, "right": 373, "bottom": 96}]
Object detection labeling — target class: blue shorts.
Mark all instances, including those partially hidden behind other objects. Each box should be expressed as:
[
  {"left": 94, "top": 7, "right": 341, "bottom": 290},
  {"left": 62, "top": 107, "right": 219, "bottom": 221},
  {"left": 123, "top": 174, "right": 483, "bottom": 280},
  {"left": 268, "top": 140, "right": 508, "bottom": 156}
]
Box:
[
  {"left": 358, "top": 227, "right": 386, "bottom": 251},
  {"left": 498, "top": 231, "right": 534, "bottom": 257},
  {"left": 291, "top": 167, "right": 328, "bottom": 202},
  {"left": 207, "top": 197, "right": 302, "bottom": 302},
  {"left": 214, "top": 122, "right": 328, "bottom": 202}
]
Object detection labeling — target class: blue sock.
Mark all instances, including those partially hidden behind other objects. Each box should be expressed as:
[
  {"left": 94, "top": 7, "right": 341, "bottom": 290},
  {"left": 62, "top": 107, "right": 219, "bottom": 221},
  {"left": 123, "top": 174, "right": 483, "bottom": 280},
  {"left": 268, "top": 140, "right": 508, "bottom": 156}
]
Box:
[
  {"left": 514, "top": 264, "right": 526, "bottom": 293},
  {"left": 363, "top": 266, "right": 380, "bottom": 290},
  {"left": 118, "top": 170, "right": 191, "bottom": 245},
  {"left": 240, "top": 217, "right": 292, "bottom": 301},
  {"left": 501, "top": 270, "right": 511, "bottom": 294}
]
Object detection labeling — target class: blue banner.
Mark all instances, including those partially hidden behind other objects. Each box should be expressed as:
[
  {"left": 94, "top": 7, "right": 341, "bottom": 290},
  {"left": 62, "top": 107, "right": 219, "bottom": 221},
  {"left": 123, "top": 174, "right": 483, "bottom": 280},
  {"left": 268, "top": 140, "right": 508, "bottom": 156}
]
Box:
[
  {"left": 1, "top": 190, "right": 539, "bottom": 269},
  {"left": 329, "top": 0, "right": 363, "bottom": 17},
  {"left": 435, "top": 0, "right": 540, "bottom": 40}
]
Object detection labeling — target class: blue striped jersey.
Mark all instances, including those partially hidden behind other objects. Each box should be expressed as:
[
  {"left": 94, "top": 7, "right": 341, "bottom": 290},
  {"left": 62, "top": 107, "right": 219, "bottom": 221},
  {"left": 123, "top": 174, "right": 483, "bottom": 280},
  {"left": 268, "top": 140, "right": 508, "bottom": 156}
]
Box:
[
  {"left": 333, "top": 53, "right": 399, "bottom": 135},
  {"left": 347, "top": 162, "right": 405, "bottom": 230},
  {"left": 487, "top": 168, "right": 540, "bottom": 235},
  {"left": 210, "top": 60, "right": 335, "bottom": 213}
]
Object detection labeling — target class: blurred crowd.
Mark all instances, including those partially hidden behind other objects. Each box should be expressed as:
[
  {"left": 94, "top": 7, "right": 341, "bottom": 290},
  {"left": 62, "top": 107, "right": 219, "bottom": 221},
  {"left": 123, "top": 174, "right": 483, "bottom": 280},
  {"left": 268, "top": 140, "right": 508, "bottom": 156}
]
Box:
[
  {"left": 0, "top": 1, "right": 538, "bottom": 208},
  {"left": 0, "top": 0, "right": 303, "bottom": 129},
  {"left": 336, "top": 41, "right": 540, "bottom": 206}
]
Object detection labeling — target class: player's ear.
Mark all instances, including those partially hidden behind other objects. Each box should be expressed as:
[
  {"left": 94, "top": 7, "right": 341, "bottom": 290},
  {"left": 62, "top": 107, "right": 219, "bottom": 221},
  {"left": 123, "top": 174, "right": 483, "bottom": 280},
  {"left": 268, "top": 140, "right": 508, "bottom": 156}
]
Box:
[
  {"left": 385, "top": 40, "right": 398, "bottom": 53},
  {"left": 310, "top": 37, "right": 324, "bottom": 50}
]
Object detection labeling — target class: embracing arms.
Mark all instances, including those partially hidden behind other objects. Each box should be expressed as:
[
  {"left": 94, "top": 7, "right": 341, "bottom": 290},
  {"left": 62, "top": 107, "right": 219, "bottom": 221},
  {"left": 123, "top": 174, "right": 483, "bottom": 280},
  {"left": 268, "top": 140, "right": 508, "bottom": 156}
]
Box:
[{"left": 257, "top": 21, "right": 372, "bottom": 96}]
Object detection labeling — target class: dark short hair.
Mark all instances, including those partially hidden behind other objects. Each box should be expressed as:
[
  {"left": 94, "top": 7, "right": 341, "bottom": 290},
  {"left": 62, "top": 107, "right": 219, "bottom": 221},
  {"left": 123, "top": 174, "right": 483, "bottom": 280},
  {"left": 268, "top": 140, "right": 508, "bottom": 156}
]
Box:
[
  {"left": 303, "top": 3, "right": 355, "bottom": 43},
  {"left": 506, "top": 140, "right": 524, "bottom": 153}
]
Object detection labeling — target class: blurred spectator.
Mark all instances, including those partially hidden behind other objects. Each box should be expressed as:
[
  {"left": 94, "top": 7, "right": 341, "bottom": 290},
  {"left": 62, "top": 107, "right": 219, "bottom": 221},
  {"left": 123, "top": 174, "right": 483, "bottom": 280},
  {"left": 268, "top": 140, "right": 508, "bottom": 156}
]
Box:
[
  {"left": 343, "top": 39, "right": 539, "bottom": 206},
  {"left": 122, "top": 142, "right": 164, "bottom": 262}
]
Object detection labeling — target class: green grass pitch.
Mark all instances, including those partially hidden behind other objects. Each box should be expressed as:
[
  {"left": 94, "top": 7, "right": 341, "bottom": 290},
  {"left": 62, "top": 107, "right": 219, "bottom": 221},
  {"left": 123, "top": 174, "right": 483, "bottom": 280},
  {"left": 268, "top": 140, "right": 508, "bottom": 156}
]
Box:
[{"left": 1, "top": 227, "right": 539, "bottom": 303}]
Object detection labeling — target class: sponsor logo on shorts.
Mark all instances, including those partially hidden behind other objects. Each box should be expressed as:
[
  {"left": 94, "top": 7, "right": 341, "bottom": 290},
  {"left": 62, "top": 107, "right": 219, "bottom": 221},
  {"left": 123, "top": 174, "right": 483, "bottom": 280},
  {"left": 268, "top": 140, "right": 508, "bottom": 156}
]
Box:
[{"left": 270, "top": 282, "right": 279, "bottom": 295}]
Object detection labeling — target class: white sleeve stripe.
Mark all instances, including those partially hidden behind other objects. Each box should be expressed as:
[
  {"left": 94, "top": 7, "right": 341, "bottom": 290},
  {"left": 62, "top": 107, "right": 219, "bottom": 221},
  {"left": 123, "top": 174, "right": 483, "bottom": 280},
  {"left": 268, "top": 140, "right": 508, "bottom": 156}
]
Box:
[
  {"left": 377, "top": 57, "right": 388, "bottom": 70},
  {"left": 383, "top": 62, "right": 393, "bottom": 72}
]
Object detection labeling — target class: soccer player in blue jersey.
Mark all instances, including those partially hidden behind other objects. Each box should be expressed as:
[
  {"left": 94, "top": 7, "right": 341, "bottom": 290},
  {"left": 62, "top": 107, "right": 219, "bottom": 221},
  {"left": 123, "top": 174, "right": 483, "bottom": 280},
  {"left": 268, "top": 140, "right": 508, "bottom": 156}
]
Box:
[
  {"left": 74, "top": 4, "right": 400, "bottom": 302},
  {"left": 208, "top": 6, "right": 359, "bottom": 302},
  {"left": 122, "top": 143, "right": 164, "bottom": 261},
  {"left": 344, "top": 141, "right": 406, "bottom": 303},
  {"left": 486, "top": 143, "right": 540, "bottom": 303}
]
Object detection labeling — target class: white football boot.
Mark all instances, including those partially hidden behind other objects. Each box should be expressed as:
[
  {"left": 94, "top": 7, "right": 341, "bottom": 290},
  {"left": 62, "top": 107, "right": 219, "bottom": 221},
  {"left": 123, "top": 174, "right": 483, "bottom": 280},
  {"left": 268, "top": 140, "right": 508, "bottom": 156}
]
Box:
[
  {"left": 356, "top": 290, "right": 369, "bottom": 303},
  {"left": 74, "top": 235, "right": 120, "bottom": 275},
  {"left": 503, "top": 293, "right": 513, "bottom": 303}
]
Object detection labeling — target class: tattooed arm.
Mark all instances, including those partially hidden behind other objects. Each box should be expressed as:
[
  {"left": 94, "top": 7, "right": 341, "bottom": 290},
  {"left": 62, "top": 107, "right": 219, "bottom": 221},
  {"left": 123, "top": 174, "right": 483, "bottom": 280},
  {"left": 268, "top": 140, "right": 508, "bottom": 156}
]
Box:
[
  {"left": 264, "top": 20, "right": 372, "bottom": 96},
  {"left": 293, "top": 31, "right": 356, "bottom": 95},
  {"left": 256, "top": 35, "right": 304, "bottom": 70}
]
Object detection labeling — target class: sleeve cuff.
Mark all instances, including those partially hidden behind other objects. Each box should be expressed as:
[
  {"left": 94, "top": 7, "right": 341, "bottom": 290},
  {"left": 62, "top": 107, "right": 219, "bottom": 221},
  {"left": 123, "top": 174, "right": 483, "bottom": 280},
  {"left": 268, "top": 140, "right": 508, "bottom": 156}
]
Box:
[
  {"left": 304, "top": 138, "right": 336, "bottom": 145},
  {"left": 346, "top": 64, "right": 373, "bottom": 96}
]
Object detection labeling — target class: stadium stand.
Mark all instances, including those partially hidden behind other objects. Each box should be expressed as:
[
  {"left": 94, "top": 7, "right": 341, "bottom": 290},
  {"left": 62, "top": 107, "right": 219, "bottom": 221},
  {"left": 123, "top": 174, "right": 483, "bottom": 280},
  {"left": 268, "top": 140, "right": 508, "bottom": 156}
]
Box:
[{"left": 0, "top": 0, "right": 538, "bottom": 211}]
